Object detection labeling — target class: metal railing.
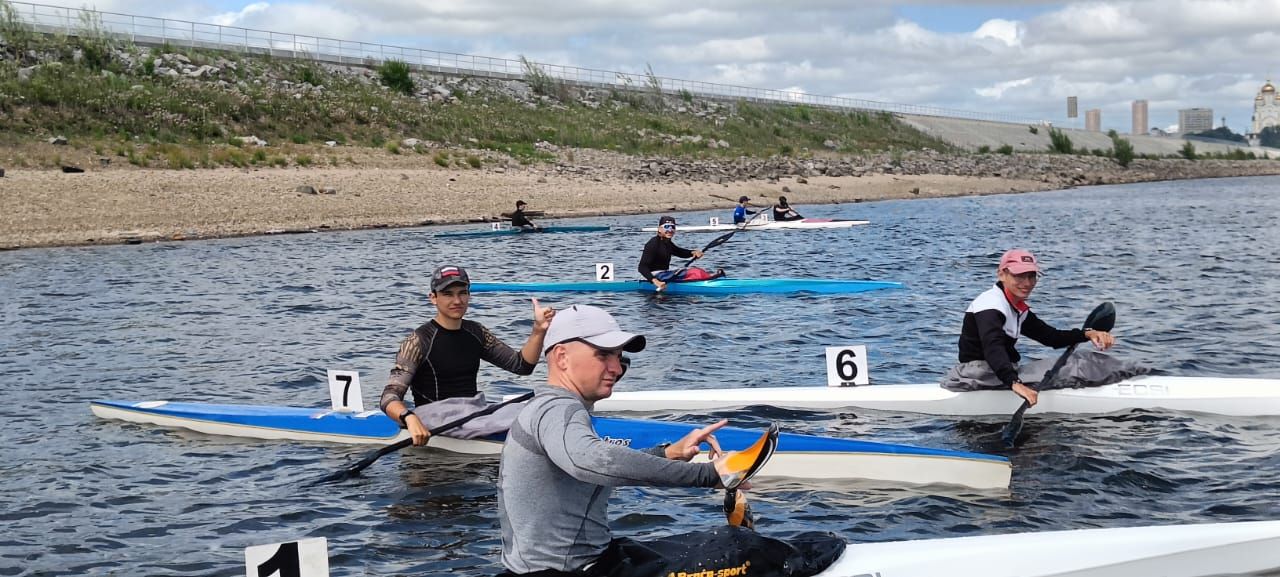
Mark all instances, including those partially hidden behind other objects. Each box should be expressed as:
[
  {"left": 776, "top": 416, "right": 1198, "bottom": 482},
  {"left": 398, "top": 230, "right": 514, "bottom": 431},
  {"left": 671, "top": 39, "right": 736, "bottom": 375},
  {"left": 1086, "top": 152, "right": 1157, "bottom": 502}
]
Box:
[{"left": 5, "top": 0, "right": 1038, "bottom": 125}]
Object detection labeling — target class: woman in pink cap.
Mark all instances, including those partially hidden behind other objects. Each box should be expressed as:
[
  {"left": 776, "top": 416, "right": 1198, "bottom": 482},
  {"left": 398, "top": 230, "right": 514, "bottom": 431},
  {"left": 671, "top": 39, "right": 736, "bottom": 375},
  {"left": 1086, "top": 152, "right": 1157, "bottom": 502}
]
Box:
[{"left": 941, "top": 249, "right": 1117, "bottom": 406}]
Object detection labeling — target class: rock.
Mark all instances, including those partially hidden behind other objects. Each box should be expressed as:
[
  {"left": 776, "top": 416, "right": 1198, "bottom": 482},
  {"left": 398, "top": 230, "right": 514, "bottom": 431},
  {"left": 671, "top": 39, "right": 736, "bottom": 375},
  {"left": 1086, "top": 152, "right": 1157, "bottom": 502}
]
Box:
[
  {"left": 537, "top": 177, "right": 547, "bottom": 183},
  {"left": 18, "top": 65, "right": 37, "bottom": 82},
  {"left": 911, "top": 187, "right": 920, "bottom": 195},
  {"left": 49, "top": 136, "right": 68, "bottom": 146},
  {"left": 324, "top": 141, "right": 337, "bottom": 147},
  {"left": 781, "top": 186, "right": 791, "bottom": 193},
  {"left": 717, "top": 139, "right": 729, "bottom": 149},
  {"left": 130, "top": 84, "right": 145, "bottom": 91},
  {"left": 319, "top": 186, "right": 337, "bottom": 195},
  {"left": 797, "top": 177, "right": 808, "bottom": 184},
  {"left": 60, "top": 165, "right": 84, "bottom": 173},
  {"left": 238, "top": 135, "right": 268, "bottom": 147},
  {"left": 823, "top": 139, "right": 839, "bottom": 150},
  {"left": 0, "top": 168, "right": 5, "bottom": 177},
  {"left": 295, "top": 185, "right": 317, "bottom": 194},
  {"left": 99, "top": 158, "right": 111, "bottom": 167},
  {"left": 402, "top": 138, "right": 421, "bottom": 148},
  {"left": 707, "top": 139, "right": 719, "bottom": 149},
  {"left": 493, "top": 167, "right": 506, "bottom": 174}
]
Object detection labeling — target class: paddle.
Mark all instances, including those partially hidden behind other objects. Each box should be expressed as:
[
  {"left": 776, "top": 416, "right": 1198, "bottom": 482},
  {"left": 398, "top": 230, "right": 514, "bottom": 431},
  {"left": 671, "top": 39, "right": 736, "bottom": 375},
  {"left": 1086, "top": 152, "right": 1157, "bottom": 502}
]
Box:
[
  {"left": 709, "top": 193, "right": 767, "bottom": 208},
  {"left": 1000, "top": 302, "right": 1116, "bottom": 447},
  {"left": 311, "top": 391, "right": 535, "bottom": 484},
  {"left": 722, "top": 423, "right": 779, "bottom": 529},
  {"left": 666, "top": 218, "right": 753, "bottom": 281}
]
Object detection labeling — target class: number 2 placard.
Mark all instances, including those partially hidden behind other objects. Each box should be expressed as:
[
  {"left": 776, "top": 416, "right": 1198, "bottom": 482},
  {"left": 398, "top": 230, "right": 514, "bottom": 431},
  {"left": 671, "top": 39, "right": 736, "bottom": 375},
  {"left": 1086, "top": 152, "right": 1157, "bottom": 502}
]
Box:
[{"left": 825, "top": 345, "right": 869, "bottom": 387}]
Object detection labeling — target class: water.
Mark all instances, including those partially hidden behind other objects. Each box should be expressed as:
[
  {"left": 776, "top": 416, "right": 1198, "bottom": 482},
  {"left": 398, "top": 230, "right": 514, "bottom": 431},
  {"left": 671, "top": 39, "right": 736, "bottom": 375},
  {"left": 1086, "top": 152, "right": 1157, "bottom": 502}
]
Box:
[{"left": 3, "top": 176, "right": 1280, "bottom": 576}]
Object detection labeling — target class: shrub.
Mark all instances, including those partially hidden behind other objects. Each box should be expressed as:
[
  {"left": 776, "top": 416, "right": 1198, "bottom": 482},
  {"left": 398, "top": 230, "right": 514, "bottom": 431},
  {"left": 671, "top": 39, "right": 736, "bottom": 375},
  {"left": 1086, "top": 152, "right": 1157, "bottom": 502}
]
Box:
[
  {"left": 252, "top": 149, "right": 267, "bottom": 163},
  {"left": 433, "top": 151, "right": 449, "bottom": 167},
  {"left": 295, "top": 155, "right": 313, "bottom": 167},
  {"left": 1048, "top": 127, "right": 1073, "bottom": 154},
  {"left": 377, "top": 59, "right": 415, "bottom": 95},
  {"left": 1180, "top": 141, "right": 1197, "bottom": 160},
  {"left": 1028, "top": 125, "right": 1039, "bottom": 134},
  {"left": 977, "top": 145, "right": 991, "bottom": 154},
  {"left": 466, "top": 155, "right": 481, "bottom": 168},
  {"left": 290, "top": 134, "right": 307, "bottom": 144},
  {"left": 997, "top": 144, "right": 1014, "bottom": 155},
  {"left": 1111, "top": 134, "right": 1134, "bottom": 167},
  {"left": 385, "top": 142, "right": 400, "bottom": 154},
  {"left": 270, "top": 156, "right": 288, "bottom": 167}
]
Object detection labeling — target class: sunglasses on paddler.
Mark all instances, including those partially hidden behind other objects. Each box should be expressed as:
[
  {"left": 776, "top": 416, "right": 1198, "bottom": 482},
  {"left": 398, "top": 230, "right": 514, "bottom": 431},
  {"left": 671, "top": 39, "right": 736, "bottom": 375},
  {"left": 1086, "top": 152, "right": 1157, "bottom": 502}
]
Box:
[{"left": 660, "top": 224, "right": 677, "bottom": 231}]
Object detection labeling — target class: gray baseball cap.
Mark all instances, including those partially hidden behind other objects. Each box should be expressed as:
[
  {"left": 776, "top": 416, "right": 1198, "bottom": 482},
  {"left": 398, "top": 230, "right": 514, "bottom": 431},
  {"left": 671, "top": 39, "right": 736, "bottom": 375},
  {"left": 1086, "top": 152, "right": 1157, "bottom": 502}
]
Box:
[
  {"left": 430, "top": 265, "right": 470, "bottom": 292},
  {"left": 544, "top": 304, "right": 646, "bottom": 354}
]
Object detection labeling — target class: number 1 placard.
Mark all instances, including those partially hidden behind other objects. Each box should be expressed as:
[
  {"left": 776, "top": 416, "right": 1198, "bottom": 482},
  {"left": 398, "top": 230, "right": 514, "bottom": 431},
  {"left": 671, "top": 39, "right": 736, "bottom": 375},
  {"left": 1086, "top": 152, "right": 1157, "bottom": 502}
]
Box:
[{"left": 245, "top": 537, "right": 328, "bottom": 577}]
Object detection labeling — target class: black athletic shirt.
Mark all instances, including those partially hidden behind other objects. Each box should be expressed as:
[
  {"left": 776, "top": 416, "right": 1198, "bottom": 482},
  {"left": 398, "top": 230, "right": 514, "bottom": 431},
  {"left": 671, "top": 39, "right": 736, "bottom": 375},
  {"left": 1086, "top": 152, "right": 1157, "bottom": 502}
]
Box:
[
  {"left": 379, "top": 319, "right": 535, "bottom": 410},
  {"left": 511, "top": 209, "right": 534, "bottom": 228},
  {"left": 958, "top": 282, "right": 1087, "bottom": 387},
  {"left": 638, "top": 236, "right": 694, "bottom": 281}
]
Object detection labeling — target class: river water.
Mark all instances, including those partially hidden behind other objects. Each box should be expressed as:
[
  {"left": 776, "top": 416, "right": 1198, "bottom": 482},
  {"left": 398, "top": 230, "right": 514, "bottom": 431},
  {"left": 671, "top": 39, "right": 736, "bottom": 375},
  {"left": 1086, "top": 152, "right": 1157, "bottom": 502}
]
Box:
[{"left": 3, "top": 176, "right": 1280, "bottom": 576}]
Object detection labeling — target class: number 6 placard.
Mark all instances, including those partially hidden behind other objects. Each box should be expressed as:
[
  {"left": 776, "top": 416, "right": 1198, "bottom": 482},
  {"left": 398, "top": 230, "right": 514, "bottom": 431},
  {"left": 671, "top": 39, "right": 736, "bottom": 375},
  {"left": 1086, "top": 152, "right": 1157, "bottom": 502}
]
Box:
[{"left": 825, "top": 345, "right": 869, "bottom": 387}]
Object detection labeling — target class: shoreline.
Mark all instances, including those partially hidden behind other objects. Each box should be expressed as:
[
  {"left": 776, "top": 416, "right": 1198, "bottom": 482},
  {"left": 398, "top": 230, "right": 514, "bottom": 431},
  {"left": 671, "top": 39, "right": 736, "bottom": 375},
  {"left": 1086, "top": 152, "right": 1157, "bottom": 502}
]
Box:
[{"left": 3, "top": 157, "right": 1279, "bottom": 251}]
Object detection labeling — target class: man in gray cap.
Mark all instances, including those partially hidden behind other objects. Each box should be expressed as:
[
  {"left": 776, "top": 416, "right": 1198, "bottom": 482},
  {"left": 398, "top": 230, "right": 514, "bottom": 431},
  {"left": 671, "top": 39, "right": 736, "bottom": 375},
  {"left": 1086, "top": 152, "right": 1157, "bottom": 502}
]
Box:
[
  {"left": 379, "top": 265, "right": 555, "bottom": 445},
  {"left": 497, "top": 304, "right": 845, "bottom": 577}
]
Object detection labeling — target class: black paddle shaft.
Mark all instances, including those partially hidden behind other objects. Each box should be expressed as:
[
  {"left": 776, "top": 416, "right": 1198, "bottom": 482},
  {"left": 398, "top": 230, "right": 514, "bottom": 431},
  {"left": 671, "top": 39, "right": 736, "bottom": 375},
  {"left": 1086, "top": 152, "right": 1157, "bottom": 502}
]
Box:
[
  {"left": 1000, "top": 302, "right": 1116, "bottom": 447},
  {"left": 311, "top": 391, "right": 535, "bottom": 485}
]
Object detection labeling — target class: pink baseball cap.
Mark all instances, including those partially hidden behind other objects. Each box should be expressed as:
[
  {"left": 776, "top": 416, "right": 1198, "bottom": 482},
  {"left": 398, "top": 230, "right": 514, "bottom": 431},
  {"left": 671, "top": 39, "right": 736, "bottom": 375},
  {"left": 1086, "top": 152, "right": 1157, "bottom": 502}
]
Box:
[{"left": 999, "top": 249, "right": 1040, "bottom": 275}]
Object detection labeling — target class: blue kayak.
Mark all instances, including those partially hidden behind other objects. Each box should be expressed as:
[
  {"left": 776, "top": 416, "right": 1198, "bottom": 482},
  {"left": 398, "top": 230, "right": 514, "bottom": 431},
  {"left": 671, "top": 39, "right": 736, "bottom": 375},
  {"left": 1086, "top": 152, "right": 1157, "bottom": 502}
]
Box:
[
  {"left": 435, "top": 225, "right": 611, "bottom": 238},
  {"left": 468, "top": 278, "right": 904, "bottom": 295},
  {"left": 90, "top": 399, "right": 1009, "bottom": 489}
]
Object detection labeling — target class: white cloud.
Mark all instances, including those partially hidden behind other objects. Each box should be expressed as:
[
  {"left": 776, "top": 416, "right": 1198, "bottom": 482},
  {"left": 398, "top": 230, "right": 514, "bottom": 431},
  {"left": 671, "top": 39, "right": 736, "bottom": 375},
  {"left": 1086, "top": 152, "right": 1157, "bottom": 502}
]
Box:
[
  {"left": 975, "top": 77, "right": 1033, "bottom": 99},
  {"left": 210, "top": 2, "right": 269, "bottom": 26},
  {"left": 973, "top": 18, "right": 1022, "bottom": 47}
]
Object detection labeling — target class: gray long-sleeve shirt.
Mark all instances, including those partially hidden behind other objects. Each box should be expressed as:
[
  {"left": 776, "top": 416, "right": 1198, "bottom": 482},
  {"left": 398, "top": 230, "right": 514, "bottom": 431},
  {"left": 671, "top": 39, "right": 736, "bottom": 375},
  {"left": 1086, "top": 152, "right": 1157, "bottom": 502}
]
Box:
[{"left": 497, "top": 387, "right": 720, "bottom": 574}]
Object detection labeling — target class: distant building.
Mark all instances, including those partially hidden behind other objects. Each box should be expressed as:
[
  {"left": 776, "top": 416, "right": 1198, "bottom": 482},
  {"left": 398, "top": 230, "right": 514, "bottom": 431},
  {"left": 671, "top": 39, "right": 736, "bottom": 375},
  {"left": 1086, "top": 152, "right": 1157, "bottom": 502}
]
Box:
[
  {"left": 1248, "top": 79, "right": 1279, "bottom": 145},
  {"left": 1178, "top": 107, "right": 1214, "bottom": 134},
  {"left": 1132, "top": 100, "right": 1148, "bottom": 135},
  {"left": 1085, "top": 109, "right": 1101, "bottom": 132}
]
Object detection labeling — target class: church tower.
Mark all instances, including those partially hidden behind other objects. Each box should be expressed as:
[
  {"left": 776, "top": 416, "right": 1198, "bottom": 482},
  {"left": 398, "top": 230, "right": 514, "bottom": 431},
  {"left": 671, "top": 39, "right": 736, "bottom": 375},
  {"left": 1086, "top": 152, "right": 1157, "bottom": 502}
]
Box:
[{"left": 1248, "top": 79, "right": 1279, "bottom": 145}]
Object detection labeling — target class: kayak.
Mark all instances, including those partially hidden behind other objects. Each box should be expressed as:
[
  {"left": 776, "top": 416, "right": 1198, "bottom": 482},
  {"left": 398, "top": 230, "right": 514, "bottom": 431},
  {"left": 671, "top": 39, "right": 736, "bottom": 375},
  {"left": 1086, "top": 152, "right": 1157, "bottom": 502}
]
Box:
[
  {"left": 90, "top": 399, "right": 1011, "bottom": 489},
  {"left": 642, "top": 218, "right": 869, "bottom": 233},
  {"left": 435, "top": 225, "right": 610, "bottom": 238},
  {"left": 468, "top": 278, "right": 904, "bottom": 295},
  {"left": 591, "top": 376, "right": 1280, "bottom": 416},
  {"left": 817, "top": 520, "right": 1280, "bottom": 577}
]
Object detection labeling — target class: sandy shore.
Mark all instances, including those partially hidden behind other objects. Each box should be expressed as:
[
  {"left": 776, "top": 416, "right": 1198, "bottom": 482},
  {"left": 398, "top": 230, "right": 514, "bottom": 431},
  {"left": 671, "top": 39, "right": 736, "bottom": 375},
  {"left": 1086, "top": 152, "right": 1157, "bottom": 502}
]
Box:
[{"left": 0, "top": 162, "right": 1050, "bottom": 249}]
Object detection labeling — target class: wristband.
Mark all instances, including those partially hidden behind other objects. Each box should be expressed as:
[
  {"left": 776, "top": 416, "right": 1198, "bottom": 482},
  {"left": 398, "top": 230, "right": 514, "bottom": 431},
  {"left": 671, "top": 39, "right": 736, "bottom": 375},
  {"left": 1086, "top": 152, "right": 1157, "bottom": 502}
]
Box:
[{"left": 398, "top": 409, "right": 414, "bottom": 427}]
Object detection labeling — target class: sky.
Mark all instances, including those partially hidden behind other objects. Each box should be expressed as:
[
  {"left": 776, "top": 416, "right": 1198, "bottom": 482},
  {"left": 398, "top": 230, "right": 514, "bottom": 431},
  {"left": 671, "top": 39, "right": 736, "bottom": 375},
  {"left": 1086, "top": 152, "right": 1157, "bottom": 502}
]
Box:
[{"left": 22, "top": 0, "right": 1280, "bottom": 134}]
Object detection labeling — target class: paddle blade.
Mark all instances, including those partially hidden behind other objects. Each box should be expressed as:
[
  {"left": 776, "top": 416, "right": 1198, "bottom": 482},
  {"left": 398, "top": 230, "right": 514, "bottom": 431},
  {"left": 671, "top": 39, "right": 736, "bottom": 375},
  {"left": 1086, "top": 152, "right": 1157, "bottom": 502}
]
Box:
[
  {"left": 311, "top": 438, "right": 412, "bottom": 485},
  {"left": 718, "top": 423, "right": 779, "bottom": 490},
  {"left": 1085, "top": 301, "right": 1116, "bottom": 332},
  {"left": 723, "top": 489, "right": 755, "bottom": 529},
  {"left": 1000, "top": 403, "right": 1030, "bottom": 448}
]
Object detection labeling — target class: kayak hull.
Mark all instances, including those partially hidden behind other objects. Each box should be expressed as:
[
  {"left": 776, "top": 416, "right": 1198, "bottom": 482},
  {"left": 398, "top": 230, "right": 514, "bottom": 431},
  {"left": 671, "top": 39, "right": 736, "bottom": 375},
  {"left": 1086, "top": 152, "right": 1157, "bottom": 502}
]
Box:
[
  {"left": 90, "top": 400, "right": 1010, "bottom": 489},
  {"left": 592, "top": 376, "right": 1280, "bottom": 416},
  {"left": 819, "top": 520, "right": 1280, "bottom": 577},
  {"left": 642, "top": 219, "right": 869, "bottom": 232},
  {"left": 435, "top": 225, "right": 610, "bottom": 238},
  {"left": 468, "top": 278, "right": 904, "bottom": 295}
]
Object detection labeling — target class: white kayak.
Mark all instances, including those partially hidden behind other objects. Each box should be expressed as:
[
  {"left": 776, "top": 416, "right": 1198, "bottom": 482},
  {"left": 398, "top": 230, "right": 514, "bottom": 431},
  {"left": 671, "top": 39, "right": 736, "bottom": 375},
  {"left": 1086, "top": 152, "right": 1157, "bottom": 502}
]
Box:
[
  {"left": 591, "top": 376, "right": 1280, "bottom": 416},
  {"left": 641, "top": 218, "right": 868, "bottom": 233},
  {"left": 818, "top": 520, "right": 1280, "bottom": 577}
]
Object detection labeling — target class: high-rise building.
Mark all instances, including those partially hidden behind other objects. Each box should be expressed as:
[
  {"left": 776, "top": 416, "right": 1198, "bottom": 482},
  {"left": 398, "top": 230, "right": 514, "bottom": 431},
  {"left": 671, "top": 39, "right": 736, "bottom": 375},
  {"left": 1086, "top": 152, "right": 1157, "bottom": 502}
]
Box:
[
  {"left": 1085, "top": 109, "right": 1101, "bottom": 132},
  {"left": 1178, "top": 108, "right": 1214, "bottom": 134},
  {"left": 1132, "top": 100, "right": 1148, "bottom": 135}
]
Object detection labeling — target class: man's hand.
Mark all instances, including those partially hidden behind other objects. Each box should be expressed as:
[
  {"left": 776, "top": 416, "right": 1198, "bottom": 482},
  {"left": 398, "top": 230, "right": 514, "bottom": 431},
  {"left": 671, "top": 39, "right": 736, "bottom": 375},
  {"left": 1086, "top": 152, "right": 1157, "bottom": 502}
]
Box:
[
  {"left": 691, "top": 250, "right": 704, "bottom": 259},
  {"left": 405, "top": 414, "right": 431, "bottom": 446},
  {"left": 665, "top": 419, "right": 728, "bottom": 461},
  {"left": 651, "top": 278, "right": 667, "bottom": 292}
]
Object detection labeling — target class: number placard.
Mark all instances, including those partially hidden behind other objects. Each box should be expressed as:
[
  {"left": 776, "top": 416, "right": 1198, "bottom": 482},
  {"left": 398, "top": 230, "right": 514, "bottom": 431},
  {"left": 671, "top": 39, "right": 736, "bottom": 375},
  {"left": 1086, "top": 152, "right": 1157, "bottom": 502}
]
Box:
[
  {"left": 825, "top": 346, "right": 869, "bottom": 387},
  {"left": 245, "top": 537, "right": 329, "bottom": 577},
  {"left": 491, "top": 222, "right": 502, "bottom": 231},
  {"left": 708, "top": 217, "right": 720, "bottom": 226},
  {"left": 327, "top": 369, "right": 364, "bottom": 413},
  {"left": 595, "top": 263, "right": 615, "bottom": 281}
]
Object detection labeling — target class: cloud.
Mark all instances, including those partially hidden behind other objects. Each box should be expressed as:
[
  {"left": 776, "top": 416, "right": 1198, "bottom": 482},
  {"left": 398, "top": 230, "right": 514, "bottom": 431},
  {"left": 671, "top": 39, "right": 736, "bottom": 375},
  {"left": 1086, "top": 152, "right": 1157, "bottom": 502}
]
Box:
[
  {"left": 975, "top": 77, "right": 1033, "bottom": 99},
  {"left": 973, "top": 18, "right": 1022, "bottom": 46}
]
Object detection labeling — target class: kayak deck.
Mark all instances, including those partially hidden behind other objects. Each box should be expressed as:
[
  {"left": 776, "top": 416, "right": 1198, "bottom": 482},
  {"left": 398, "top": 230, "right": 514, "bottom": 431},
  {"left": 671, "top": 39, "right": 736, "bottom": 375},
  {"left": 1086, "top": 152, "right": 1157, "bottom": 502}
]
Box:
[
  {"left": 468, "top": 278, "right": 904, "bottom": 295},
  {"left": 90, "top": 400, "right": 1010, "bottom": 489},
  {"left": 819, "top": 520, "right": 1280, "bottom": 577},
  {"left": 593, "top": 376, "right": 1280, "bottom": 416},
  {"left": 642, "top": 219, "right": 870, "bottom": 233}
]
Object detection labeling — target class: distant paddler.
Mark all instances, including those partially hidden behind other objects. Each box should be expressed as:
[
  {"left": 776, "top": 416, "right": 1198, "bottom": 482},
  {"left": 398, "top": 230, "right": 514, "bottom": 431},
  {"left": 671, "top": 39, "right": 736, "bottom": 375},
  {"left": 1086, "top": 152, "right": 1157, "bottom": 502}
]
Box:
[
  {"left": 379, "top": 265, "right": 554, "bottom": 446},
  {"left": 772, "top": 195, "right": 805, "bottom": 221},
  {"left": 638, "top": 215, "right": 724, "bottom": 292},
  {"left": 510, "top": 200, "right": 540, "bottom": 231},
  {"left": 496, "top": 304, "right": 844, "bottom": 577},
  {"left": 942, "top": 249, "right": 1140, "bottom": 405},
  {"left": 733, "top": 195, "right": 760, "bottom": 225}
]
